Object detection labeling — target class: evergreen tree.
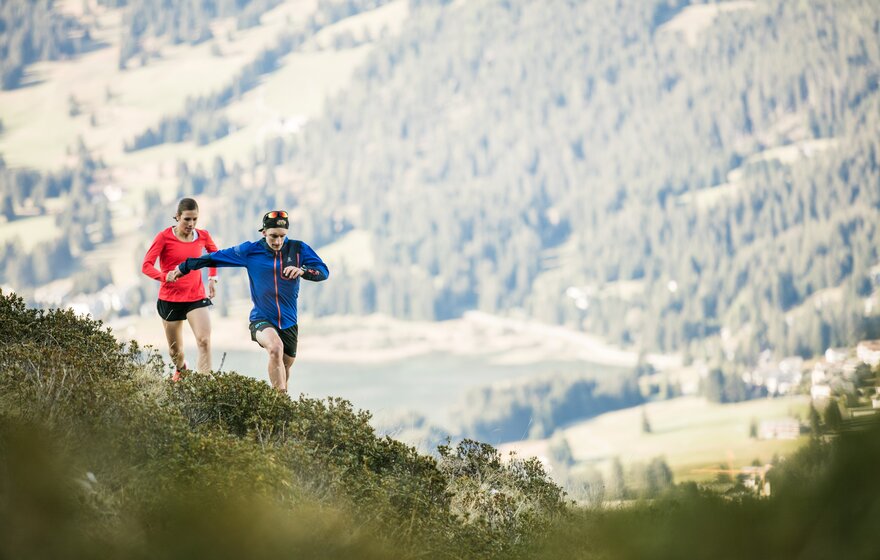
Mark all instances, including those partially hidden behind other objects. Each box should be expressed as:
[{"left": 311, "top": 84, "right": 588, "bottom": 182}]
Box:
[
  {"left": 824, "top": 400, "right": 843, "bottom": 433},
  {"left": 608, "top": 457, "right": 627, "bottom": 501},
  {"left": 809, "top": 404, "right": 821, "bottom": 437},
  {"left": 641, "top": 407, "right": 652, "bottom": 434},
  {"left": 704, "top": 369, "right": 726, "bottom": 403}
]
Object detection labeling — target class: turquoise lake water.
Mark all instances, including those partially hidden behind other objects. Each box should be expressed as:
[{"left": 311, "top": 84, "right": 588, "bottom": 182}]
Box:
[{"left": 184, "top": 347, "right": 625, "bottom": 427}]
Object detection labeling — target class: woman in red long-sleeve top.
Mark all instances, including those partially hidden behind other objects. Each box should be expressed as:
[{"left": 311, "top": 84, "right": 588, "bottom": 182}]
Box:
[{"left": 142, "top": 198, "right": 218, "bottom": 379}]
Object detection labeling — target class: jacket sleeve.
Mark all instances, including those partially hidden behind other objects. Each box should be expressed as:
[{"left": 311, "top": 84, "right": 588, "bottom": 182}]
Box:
[
  {"left": 178, "top": 242, "right": 251, "bottom": 275},
  {"left": 141, "top": 232, "right": 165, "bottom": 282},
  {"left": 202, "top": 230, "right": 219, "bottom": 278},
  {"left": 299, "top": 241, "right": 329, "bottom": 282}
]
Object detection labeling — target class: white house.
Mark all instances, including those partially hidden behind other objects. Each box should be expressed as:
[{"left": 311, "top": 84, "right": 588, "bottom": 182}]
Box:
[
  {"left": 825, "top": 347, "right": 849, "bottom": 364},
  {"left": 857, "top": 340, "right": 880, "bottom": 367},
  {"left": 811, "top": 384, "right": 832, "bottom": 400},
  {"left": 757, "top": 356, "right": 803, "bottom": 396},
  {"left": 758, "top": 418, "right": 800, "bottom": 440}
]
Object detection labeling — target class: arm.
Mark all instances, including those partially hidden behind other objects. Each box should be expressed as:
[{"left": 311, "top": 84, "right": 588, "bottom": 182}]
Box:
[
  {"left": 172, "top": 242, "right": 251, "bottom": 281},
  {"left": 203, "top": 230, "right": 220, "bottom": 279},
  {"left": 299, "top": 241, "right": 329, "bottom": 282},
  {"left": 141, "top": 233, "right": 166, "bottom": 282},
  {"left": 203, "top": 230, "right": 220, "bottom": 298}
]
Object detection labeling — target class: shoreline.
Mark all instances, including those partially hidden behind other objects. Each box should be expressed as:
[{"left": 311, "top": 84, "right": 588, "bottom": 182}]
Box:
[{"left": 108, "top": 305, "right": 681, "bottom": 369}]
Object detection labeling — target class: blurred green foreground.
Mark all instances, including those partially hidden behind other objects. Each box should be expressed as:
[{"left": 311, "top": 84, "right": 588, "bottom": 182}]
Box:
[{"left": 1, "top": 291, "right": 879, "bottom": 559}]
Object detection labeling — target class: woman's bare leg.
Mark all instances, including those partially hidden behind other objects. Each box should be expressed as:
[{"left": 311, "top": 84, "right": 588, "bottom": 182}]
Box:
[
  {"left": 186, "top": 306, "right": 212, "bottom": 372},
  {"left": 162, "top": 320, "right": 186, "bottom": 370}
]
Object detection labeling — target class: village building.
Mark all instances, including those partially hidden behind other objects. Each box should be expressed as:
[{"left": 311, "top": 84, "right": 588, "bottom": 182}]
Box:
[
  {"left": 758, "top": 418, "right": 800, "bottom": 440},
  {"left": 825, "top": 347, "right": 849, "bottom": 364},
  {"left": 857, "top": 340, "right": 880, "bottom": 367}
]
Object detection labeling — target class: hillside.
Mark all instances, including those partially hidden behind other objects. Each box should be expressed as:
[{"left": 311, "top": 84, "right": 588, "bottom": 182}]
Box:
[
  {"left": 4, "top": 292, "right": 880, "bottom": 558},
  {"left": 0, "top": 0, "right": 406, "bottom": 309},
  {"left": 498, "top": 394, "right": 810, "bottom": 483},
  {"left": 282, "top": 0, "right": 880, "bottom": 360},
  {"left": 2, "top": 0, "right": 880, "bottom": 365},
  {"left": 0, "top": 290, "right": 567, "bottom": 559}
]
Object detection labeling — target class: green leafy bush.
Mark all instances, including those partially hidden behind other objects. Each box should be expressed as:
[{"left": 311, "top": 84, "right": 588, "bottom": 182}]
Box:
[
  {"left": 7, "top": 289, "right": 874, "bottom": 558},
  {"left": 0, "top": 291, "right": 567, "bottom": 559},
  {"left": 438, "top": 440, "right": 568, "bottom": 556}
]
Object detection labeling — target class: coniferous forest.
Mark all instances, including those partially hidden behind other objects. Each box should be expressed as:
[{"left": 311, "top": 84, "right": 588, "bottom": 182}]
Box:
[
  {"left": 1, "top": 0, "right": 879, "bottom": 364},
  {"left": 187, "top": 0, "right": 880, "bottom": 362},
  {"left": 3, "top": 3, "right": 880, "bottom": 555}
]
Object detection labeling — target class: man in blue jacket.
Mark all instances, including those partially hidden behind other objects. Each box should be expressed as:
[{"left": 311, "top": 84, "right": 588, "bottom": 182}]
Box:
[{"left": 166, "top": 210, "right": 329, "bottom": 392}]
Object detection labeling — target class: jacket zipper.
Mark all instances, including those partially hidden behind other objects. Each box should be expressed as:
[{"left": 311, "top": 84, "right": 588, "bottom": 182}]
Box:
[{"left": 273, "top": 251, "right": 282, "bottom": 326}]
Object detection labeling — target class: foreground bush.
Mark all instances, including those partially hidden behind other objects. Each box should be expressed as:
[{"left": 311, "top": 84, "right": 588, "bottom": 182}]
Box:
[
  {"left": 518, "top": 421, "right": 880, "bottom": 560},
  {"left": 4, "top": 290, "right": 878, "bottom": 559},
  {"left": 0, "top": 291, "right": 566, "bottom": 559}
]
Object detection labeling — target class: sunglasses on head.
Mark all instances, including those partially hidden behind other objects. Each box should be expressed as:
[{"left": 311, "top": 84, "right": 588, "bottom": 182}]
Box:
[{"left": 266, "top": 211, "right": 288, "bottom": 219}]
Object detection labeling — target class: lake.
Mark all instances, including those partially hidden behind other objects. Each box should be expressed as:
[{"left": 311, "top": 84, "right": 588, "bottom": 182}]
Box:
[{"left": 189, "top": 347, "right": 627, "bottom": 427}]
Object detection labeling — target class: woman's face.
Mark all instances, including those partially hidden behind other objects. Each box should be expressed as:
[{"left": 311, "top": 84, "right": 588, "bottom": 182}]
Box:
[{"left": 176, "top": 209, "right": 199, "bottom": 234}]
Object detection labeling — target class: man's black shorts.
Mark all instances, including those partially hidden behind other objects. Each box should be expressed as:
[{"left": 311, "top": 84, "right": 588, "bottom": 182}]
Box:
[
  {"left": 157, "top": 298, "right": 212, "bottom": 322},
  {"left": 249, "top": 320, "right": 298, "bottom": 358}
]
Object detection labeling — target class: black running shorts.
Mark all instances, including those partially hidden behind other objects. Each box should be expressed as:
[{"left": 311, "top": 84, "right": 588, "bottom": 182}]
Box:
[
  {"left": 249, "top": 320, "right": 298, "bottom": 358},
  {"left": 157, "top": 298, "right": 212, "bottom": 322}
]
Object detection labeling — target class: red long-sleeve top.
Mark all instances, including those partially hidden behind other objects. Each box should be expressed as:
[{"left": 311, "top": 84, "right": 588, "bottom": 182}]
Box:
[{"left": 142, "top": 227, "right": 218, "bottom": 302}]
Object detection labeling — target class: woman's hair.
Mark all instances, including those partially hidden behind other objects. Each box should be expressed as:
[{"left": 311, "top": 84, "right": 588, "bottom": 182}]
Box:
[{"left": 175, "top": 198, "right": 199, "bottom": 217}]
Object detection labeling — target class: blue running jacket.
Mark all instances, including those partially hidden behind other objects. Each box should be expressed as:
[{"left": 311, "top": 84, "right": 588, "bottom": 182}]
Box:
[{"left": 178, "top": 238, "right": 329, "bottom": 329}]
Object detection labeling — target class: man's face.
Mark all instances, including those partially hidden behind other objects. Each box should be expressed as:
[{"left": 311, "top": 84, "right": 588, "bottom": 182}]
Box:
[{"left": 263, "top": 227, "right": 288, "bottom": 251}]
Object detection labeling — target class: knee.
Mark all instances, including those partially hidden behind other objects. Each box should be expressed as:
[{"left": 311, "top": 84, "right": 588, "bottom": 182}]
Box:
[
  {"left": 266, "top": 343, "right": 284, "bottom": 360},
  {"left": 196, "top": 336, "right": 210, "bottom": 351}
]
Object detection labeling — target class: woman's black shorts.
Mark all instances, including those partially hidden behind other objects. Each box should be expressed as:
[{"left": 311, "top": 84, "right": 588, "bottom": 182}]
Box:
[
  {"left": 249, "top": 320, "right": 298, "bottom": 357},
  {"left": 156, "top": 298, "right": 212, "bottom": 322}
]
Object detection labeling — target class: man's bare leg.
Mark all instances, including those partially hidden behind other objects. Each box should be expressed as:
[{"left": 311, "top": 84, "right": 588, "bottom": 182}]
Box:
[
  {"left": 255, "top": 328, "right": 287, "bottom": 392},
  {"left": 283, "top": 355, "right": 295, "bottom": 386},
  {"left": 186, "top": 306, "right": 212, "bottom": 372},
  {"left": 162, "top": 320, "right": 186, "bottom": 370}
]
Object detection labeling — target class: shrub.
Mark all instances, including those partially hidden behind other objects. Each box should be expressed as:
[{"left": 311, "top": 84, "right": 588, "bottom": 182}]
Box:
[
  {"left": 0, "top": 291, "right": 565, "bottom": 559},
  {"left": 437, "top": 439, "right": 568, "bottom": 556}
]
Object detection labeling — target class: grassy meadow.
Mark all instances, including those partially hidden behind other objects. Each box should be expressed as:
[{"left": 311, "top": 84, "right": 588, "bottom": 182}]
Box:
[{"left": 501, "top": 395, "right": 811, "bottom": 482}]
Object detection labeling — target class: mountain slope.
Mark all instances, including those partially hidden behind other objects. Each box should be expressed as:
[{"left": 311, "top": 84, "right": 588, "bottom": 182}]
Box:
[
  {"left": 2, "top": 0, "right": 879, "bottom": 362},
  {"left": 273, "top": 0, "right": 880, "bottom": 358},
  {"left": 0, "top": 290, "right": 566, "bottom": 559}
]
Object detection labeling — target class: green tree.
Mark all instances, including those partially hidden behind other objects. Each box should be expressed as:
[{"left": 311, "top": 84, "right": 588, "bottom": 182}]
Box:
[
  {"left": 824, "top": 400, "right": 843, "bottom": 432},
  {"left": 641, "top": 406, "right": 652, "bottom": 434},
  {"left": 704, "top": 369, "right": 726, "bottom": 403},
  {"left": 608, "top": 457, "right": 627, "bottom": 501},
  {"left": 809, "top": 404, "right": 821, "bottom": 436}
]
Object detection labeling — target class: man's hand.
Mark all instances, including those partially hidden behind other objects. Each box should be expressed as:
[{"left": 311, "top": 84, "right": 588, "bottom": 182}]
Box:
[
  {"left": 166, "top": 268, "right": 182, "bottom": 283},
  {"left": 282, "top": 266, "right": 305, "bottom": 280},
  {"left": 207, "top": 277, "right": 217, "bottom": 298}
]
